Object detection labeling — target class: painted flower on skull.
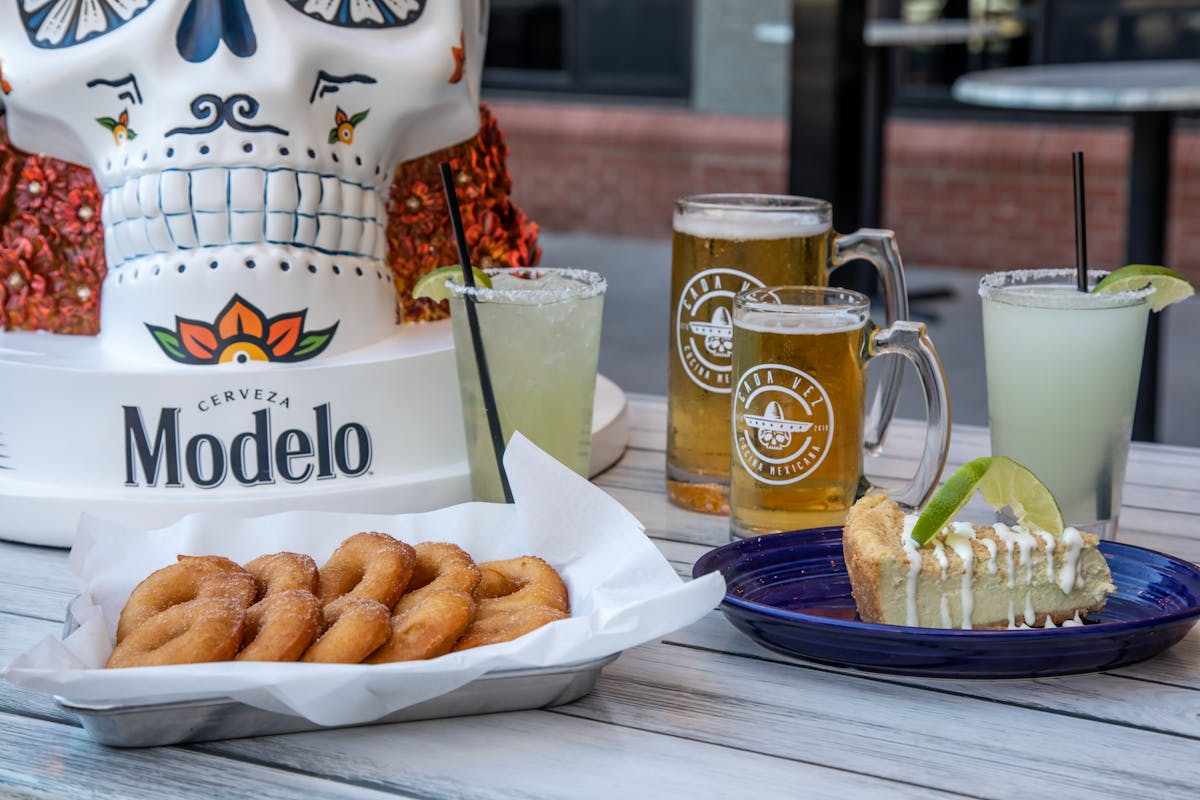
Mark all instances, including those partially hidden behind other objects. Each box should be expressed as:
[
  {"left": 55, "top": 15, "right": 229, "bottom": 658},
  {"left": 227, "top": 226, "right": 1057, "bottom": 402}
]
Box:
[{"left": 145, "top": 294, "right": 338, "bottom": 365}]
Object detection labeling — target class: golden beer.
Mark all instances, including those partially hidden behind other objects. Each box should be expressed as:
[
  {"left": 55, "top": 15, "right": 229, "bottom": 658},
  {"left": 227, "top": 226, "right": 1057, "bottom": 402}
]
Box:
[
  {"left": 728, "top": 286, "right": 951, "bottom": 540},
  {"left": 667, "top": 196, "right": 831, "bottom": 513},
  {"left": 729, "top": 307, "right": 867, "bottom": 535}
]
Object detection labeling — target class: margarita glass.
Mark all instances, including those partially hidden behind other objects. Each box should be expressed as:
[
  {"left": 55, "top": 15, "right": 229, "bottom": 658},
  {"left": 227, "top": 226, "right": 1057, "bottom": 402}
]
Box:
[
  {"left": 447, "top": 267, "right": 606, "bottom": 502},
  {"left": 980, "top": 269, "right": 1153, "bottom": 539}
]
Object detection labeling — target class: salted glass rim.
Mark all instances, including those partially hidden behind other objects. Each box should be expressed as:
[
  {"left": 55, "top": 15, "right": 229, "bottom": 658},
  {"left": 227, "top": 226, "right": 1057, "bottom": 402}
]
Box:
[
  {"left": 979, "top": 268, "right": 1153, "bottom": 309},
  {"left": 445, "top": 267, "right": 606, "bottom": 305}
]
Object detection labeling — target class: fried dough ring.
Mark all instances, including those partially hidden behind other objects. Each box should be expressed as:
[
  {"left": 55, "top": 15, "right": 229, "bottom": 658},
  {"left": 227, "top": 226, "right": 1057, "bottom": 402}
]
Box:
[
  {"left": 476, "top": 556, "right": 570, "bottom": 610},
  {"left": 107, "top": 598, "right": 245, "bottom": 668},
  {"left": 365, "top": 542, "right": 480, "bottom": 663},
  {"left": 406, "top": 542, "right": 482, "bottom": 597},
  {"left": 452, "top": 556, "right": 570, "bottom": 652},
  {"left": 115, "top": 557, "right": 257, "bottom": 643},
  {"left": 366, "top": 588, "right": 476, "bottom": 663},
  {"left": 235, "top": 589, "right": 323, "bottom": 662},
  {"left": 244, "top": 552, "right": 319, "bottom": 599},
  {"left": 452, "top": 605, "right": 570, "bottom": 652},
  {"left": 316, "top": 532, "right": 415, "bottom": 610},
  {"left": 300, "top": 595, "right": 391, "bottom": 663}
]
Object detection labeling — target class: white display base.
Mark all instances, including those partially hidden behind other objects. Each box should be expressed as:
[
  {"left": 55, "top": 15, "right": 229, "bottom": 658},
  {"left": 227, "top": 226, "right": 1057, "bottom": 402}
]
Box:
[
  {"left": 589, "top": 375, "right": 629, "bottom": 478},
  {"left": 0, "top": 322, "right": 472, "bottom": 547},
  {"left": 0, "top": 321, "right": 630, "bottom": 548}
]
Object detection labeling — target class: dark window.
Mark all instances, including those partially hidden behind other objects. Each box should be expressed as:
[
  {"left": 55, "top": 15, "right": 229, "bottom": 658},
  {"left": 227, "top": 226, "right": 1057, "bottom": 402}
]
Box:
[{"left": 484, "top": 0, "right": 692, "bottom": 99}]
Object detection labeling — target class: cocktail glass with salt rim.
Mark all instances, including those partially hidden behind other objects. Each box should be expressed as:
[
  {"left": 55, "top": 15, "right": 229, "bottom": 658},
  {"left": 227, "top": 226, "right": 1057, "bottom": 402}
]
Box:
[
  {"left": 446, "top": 267, "right": 606, "bottom": 503},
  {"left": 979, "top": 268, "right": 1153, "bottom": 540}
]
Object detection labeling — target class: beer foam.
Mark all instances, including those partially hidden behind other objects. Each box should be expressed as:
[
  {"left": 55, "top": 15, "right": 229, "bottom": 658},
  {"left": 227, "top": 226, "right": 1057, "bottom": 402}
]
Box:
[
  {"left": 674, "top": 208, "right": 830, "bottom": 241},
  {"left": 735, "top": 309, "right": 862, "bottom": 334}
]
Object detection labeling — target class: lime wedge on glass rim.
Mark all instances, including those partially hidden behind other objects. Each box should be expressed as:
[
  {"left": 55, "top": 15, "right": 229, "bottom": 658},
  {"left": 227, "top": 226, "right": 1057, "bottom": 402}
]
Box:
[
  {"left": 1093, "top": 264, "right": 1194, "bottom": 312},
  {"left": 411, "top": 265, "right": 493, "bottom": 302},
  {"left": 910, "top": 456, "right": 1063, "bottom": 545}
]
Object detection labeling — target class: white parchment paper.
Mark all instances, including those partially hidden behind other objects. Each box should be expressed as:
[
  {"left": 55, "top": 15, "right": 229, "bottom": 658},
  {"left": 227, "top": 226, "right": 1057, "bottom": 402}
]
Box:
[{"left": 3, "top": 435, "right": 726, "bottom": 727}]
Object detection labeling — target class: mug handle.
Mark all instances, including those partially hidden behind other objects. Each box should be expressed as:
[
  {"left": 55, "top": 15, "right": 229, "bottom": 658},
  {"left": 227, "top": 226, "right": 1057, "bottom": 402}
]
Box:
[
  {"left": 866, "top": 321, "right": 951, "bottom": 511},
  {"left": 831, "top": 229, "right": 909, "bottom": 455}
]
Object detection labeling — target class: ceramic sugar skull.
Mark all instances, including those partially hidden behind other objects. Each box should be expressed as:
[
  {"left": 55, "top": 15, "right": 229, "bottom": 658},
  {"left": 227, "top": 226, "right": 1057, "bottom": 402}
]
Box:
[{"left": 0, "top": 0, "right": 486, "bottom": 363}]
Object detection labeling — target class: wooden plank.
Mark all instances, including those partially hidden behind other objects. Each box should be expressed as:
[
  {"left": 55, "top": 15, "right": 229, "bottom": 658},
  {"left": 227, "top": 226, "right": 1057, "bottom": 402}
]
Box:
[
  {"left": 0, "top": 712, "right": 407, "bottom": 800},
  {"left": 664, "top": 612, "right": 1200, "bottom": 727},
  {"left": 0, "top": 614, "right": 75, "bottom": 724},
  {"left": 0, "top": 541, "right": 78, "bottom": 620},
  {"left": 554, "top": 641, "right": 1200, "bottom": 798},
  {"left": 197, "top": 694, "right": 962, "bottom": 800}
]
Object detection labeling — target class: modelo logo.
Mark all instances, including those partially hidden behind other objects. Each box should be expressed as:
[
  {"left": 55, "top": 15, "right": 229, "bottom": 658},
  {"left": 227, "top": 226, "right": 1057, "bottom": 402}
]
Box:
[{"left": 123, "top": 403, "right": 371, "bottom": 488}]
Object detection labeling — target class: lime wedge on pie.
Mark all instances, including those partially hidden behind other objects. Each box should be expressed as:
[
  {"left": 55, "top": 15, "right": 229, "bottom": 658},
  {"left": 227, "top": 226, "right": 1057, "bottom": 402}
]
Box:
[
  {"left": 412, "top": 265, "right": 493, "bottom": 303},
  {"left": 840, "top": 459, "right": 1111, "bottom": 630},
  {"left": 1093, "top": 264, "right": 1194, "bottom": 312},
  {"left": 910, "top": 456, "right": 1063, "bottom": 545}
]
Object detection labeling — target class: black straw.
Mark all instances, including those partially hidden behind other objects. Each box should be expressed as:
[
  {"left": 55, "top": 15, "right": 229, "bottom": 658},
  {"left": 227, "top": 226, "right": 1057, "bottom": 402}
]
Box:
[
  {"left": 439, "top": 162, "right": 513, "bottom": 503},
  {"left": 1072, "top": 151, "right": 1088, "bottom": 292}
]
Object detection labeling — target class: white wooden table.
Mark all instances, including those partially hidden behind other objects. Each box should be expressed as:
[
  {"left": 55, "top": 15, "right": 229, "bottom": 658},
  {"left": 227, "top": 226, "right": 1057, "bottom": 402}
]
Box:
[{"left": 3, "top": 395, "right": 1200, "bottom": 798}]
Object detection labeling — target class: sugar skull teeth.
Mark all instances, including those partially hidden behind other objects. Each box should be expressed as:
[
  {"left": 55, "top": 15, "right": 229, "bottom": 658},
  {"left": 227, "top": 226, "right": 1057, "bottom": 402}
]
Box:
[{"left": 100, "top": 168, "right": 387, "bottom": 269}]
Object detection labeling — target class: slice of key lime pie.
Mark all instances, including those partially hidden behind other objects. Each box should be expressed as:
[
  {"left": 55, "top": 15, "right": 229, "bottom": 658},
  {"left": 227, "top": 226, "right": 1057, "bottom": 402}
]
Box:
[{"left": 843, "top": 457, "right": 1116, "bottom": 630}]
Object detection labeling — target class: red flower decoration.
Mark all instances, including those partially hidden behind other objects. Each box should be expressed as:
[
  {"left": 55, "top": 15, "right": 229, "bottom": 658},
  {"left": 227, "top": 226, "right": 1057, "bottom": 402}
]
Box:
[{"left": 388, "top": 104, "right": 541, "bottom": 322}]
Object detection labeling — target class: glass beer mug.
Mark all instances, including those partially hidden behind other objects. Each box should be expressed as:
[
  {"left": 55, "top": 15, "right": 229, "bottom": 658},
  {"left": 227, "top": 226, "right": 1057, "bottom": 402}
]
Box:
[
  {"left": 729, "top": 286, "right": 950, "bottom": 539},
  {"left": 667, "top": 194, "right": 909, "bottom": 514}
]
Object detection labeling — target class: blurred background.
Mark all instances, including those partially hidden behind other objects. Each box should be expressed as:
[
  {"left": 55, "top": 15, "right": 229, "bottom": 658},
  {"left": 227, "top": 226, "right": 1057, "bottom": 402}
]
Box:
[{"left": 475, "top": 0, "right": 1200, "bottom": 446}]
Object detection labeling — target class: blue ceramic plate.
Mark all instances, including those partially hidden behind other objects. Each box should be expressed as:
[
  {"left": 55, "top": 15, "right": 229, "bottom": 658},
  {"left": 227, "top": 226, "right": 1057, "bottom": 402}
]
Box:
[{"left": 692, "top": 527, "right": 1200, "bottom": 678}]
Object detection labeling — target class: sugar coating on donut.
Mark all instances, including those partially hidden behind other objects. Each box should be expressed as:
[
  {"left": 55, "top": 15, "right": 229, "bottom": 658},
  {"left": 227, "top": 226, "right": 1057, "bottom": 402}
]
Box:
[
  {"left": 107, "top": 598, "right": 246, "bottom": 668},
  {"left": 301, "top": 595, "right": 391, "bottom": 663},
  {"left": 236, "top": 589, "right": 322, "bottom": 662},
  {"left": 316, "top": 531, "right": 416, "bottom": 611},
  {"left": 115, "top": 557, "right": 256, "bottom": 643},
  {"left": 404, "top": 542, "right": 481, "bottom": 599},
  {"left": 367, "top": 587, "right": 476, "bottom": 663},
  {"left": 452, "top": 556, "right": 571, "bottom": 651},
  {"left": 244, "top": 552, "right": 319, "bottom": 599}
]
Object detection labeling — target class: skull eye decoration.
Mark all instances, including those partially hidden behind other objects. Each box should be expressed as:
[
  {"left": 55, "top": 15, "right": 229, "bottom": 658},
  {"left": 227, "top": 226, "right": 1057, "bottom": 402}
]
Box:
[
  {"left": 285, "top": 0, "right": 426, "bottom": 28},
  {"left": 18, "top": 0, "right": 427, "bottom": 56},
  {"left": 18, "top": 0, "right": 156, "bottom": 49}
]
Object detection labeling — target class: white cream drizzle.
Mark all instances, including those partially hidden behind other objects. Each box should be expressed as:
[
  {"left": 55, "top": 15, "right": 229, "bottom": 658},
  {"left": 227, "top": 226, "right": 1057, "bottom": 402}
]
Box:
[
  {"left": 1033, "top": 530, "right": 1057, "bottom": 582},
  {"left": 932, "top": 539, "right": 949, "bottom": 581},
  {"left": 993, "top": 523, "right": 1037, "bottom": 586},
  {"left": 979, "top": 537, "right": 998, "bottom": 574},
  {"left": 897, "top": 516, "right": 1095, "bottom": 631},
  {"left": 945, "top": 527, "right": 976, "bottom": 630},
  {"left": 1058, "top": 527, "right": 1086, "bottom": 593},
  {"left": 900, "top": 515, "right": 922, "bottom": 627}
]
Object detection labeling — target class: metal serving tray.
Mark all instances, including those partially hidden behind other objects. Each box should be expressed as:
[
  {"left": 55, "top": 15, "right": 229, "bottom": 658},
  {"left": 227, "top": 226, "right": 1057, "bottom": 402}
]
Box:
[
  {"left": 55, "top": 604, "right": 616, "bottom": 748},
  {"left": 55, "top": 654, "right": 617, "bottom": 748}
]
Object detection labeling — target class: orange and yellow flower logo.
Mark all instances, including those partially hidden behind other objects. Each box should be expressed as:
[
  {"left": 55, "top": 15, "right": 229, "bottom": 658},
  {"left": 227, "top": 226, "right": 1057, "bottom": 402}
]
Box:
[
  {"left": 97, "top": 110, "right": 137, "bottom": 146},
  {"left": 329, "top": 107, "right": 368, "bottom": 145},
  {"left": 145, "top": 295, "right": 338, "bottom": 365}
]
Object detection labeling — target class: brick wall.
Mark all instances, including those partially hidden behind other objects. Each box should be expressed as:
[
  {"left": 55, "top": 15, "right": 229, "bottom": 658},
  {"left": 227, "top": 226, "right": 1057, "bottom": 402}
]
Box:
[{"left": 489, "top": 99, "right": 1200, "bottom": 279}]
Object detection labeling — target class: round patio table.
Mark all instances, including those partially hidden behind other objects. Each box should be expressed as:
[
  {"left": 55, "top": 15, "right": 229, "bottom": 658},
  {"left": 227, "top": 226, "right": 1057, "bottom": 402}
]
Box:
[{"left": 953, "top": 59, "right": 1200, "bottom": 442}]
